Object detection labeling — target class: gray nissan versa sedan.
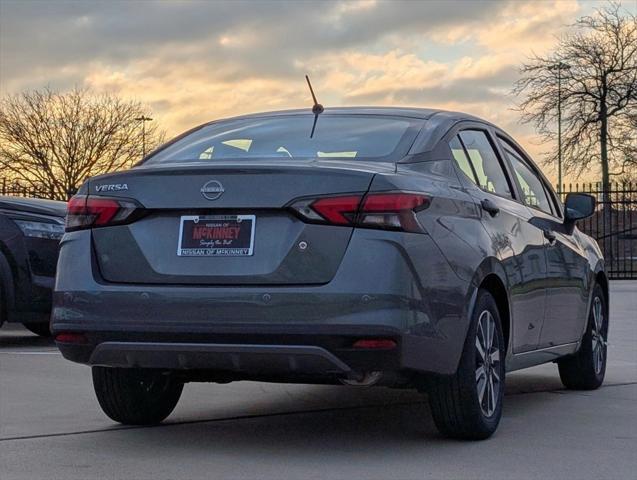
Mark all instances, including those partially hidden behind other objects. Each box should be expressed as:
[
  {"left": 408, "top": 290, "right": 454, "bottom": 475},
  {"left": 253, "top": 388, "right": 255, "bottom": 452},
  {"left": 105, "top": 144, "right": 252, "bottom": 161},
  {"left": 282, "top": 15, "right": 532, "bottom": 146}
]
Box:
[{"left": 52, "top": 107, "right": 608, "bottom": 439}]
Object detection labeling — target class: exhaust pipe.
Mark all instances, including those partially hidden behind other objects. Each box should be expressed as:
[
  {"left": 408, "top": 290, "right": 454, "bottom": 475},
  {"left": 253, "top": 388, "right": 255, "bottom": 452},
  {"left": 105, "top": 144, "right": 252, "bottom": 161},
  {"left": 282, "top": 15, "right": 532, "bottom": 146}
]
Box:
[{"left": 340, "top": 371, "right": 383, "bottom": 387}]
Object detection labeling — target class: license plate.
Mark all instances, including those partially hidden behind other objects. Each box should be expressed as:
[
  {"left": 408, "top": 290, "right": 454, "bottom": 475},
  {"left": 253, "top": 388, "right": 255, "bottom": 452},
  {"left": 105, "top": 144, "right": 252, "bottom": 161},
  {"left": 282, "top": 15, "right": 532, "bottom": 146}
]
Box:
[{"left": 177, "top": 215, "right": 255, "bottom": 257}]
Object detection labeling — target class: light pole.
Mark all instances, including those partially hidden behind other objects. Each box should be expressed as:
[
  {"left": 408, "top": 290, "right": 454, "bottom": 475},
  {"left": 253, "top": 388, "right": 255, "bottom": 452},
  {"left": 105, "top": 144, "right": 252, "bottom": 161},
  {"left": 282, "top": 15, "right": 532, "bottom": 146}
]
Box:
[
  {"left": 549, "top": 62, "right": 570, "bottom": 196},
  {"left": 135, "top": 115, "right": 153, "bottom": 158}
]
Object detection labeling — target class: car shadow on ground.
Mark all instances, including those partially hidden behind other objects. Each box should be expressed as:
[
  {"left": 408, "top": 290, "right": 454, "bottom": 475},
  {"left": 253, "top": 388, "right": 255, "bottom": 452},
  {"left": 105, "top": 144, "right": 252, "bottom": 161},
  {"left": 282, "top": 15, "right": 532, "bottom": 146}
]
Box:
[
  {"left": 102, "top": 371, "right": 567, "bottom": 450},
  {"left": 103, "top": 380, "right": 562, "bottom": 456}
]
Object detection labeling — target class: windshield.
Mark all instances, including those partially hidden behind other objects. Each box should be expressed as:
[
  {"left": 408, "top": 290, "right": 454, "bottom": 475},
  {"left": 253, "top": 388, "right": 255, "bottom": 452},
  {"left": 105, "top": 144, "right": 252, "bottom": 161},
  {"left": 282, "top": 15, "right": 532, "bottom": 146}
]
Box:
[{"left": 144, "top": 115, "right": 421, "bottom": 164}]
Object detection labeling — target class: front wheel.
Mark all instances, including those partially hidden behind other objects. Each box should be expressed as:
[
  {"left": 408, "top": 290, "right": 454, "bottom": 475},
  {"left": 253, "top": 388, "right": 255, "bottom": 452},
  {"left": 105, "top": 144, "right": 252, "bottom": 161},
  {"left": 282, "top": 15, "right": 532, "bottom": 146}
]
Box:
[
  {"left": 92, "top": 367, "right": 183, "bottom": 425},
  {"left": 427, "top": 289, "right": 505, "bottom": 440},
  {"left": 558, "top": 284, "right": 608, "bottom": 390}
]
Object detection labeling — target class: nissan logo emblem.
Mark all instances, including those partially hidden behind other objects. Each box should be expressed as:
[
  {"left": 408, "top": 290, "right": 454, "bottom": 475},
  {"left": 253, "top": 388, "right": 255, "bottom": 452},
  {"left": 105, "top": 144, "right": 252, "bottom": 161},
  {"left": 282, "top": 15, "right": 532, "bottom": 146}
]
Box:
[{"left": 201, "top": 180, "right": 225, "bottom": 201}]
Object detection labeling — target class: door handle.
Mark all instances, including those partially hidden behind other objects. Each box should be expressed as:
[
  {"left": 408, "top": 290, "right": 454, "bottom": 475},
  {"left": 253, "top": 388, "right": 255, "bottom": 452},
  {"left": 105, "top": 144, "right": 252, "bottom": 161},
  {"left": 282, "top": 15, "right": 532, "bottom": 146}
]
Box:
[
  {"left": 543, "top": 229, "right": 557, "bottom": 244},
  {"left": 480, "top": 198, "right": 500, "bottom": 217}
]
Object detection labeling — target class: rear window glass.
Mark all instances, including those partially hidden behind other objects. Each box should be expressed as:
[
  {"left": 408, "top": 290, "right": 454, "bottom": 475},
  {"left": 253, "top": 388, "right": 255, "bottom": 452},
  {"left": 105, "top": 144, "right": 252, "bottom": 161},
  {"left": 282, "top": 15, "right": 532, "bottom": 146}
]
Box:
[{"left": 144, "top": 115, "right": 420, "bottom": 164}]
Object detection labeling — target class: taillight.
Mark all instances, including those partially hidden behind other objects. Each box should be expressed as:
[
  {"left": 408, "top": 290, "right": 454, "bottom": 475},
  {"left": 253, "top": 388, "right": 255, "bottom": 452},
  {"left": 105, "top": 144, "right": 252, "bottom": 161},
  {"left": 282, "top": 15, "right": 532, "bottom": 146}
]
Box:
[
  {"left": 289, "top": 192, "right": 430, "bottom": 233},
  {"left": 308, "top": 195, "right": 362, "bottom": 225},
  {"left": 359, "top": 193, "right": 429, "bottom": 233},
  {"left": 66, "top": 195, "right": 143, "bottom": 232}
]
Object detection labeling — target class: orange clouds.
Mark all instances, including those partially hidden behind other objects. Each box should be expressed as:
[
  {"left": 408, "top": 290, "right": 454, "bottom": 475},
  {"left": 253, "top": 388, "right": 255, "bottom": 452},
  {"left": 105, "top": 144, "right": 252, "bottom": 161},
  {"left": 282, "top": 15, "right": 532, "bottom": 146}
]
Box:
[{"left": 0, "top": 0, "right": 611, "bottom": 182}]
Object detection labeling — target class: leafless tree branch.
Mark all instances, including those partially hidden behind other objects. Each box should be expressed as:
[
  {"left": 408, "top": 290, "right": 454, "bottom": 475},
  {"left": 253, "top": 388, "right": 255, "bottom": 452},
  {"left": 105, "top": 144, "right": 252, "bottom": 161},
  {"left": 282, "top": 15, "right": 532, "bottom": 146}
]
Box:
[
  {"left": 513, "top": 1, "right": 637, "bottom": 196},
  {"left": 0, "top": 87, "right": 165, "bottom": 200}
]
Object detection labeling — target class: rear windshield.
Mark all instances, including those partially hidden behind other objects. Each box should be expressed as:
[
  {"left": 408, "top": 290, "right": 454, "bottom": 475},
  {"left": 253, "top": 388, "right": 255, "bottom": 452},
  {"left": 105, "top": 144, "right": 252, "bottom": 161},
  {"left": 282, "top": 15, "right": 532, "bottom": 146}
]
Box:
[{"left": 144, "top": 115, "right": 421, "bottom": 164}]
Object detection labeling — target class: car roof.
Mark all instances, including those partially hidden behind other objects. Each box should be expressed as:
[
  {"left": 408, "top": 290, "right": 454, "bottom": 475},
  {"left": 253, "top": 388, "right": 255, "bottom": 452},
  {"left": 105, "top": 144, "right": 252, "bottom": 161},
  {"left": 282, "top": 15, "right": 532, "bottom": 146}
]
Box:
[
  {"left": 216, "top": 106, "right": 489, "bottom": 123},
  {"left": 0, "top": 195, "right": 67, "bottom": 217},
  {"left": 226, "top": 106, "right": 442, "bottom": 120}
]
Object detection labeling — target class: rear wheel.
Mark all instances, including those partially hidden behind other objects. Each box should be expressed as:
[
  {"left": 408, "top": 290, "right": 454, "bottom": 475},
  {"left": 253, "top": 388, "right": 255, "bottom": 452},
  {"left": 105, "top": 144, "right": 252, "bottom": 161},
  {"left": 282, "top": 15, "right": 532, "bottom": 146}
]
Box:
[
  {"left": 92, "top": 367, "right": 183, "bottom": 425},
  {"left": 427, "top": 289, "right": 505, "bottom": 440},
  {"left": 558, "top": 284, "right": 608, "bottom": 390},
  {"left": 23, "top": 322, "right": 52, "bottom": 337}
]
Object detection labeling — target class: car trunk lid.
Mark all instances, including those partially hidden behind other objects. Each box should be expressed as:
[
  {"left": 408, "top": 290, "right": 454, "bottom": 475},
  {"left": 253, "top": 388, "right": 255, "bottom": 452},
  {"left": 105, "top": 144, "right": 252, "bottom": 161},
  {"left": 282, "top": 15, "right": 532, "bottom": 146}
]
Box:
[{"left": 90, "top": 161, "right": 391, "bottom": 285}]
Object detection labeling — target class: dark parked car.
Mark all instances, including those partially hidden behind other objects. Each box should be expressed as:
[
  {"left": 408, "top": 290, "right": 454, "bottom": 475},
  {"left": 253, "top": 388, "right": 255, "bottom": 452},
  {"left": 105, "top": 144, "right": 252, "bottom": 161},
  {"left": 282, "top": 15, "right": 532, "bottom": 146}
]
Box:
[
  {"left": 0, "top": 196, "right": 66, "bottom": 336},
  {"left": 52, "top": 108, "right": 608, "bottom": 439}
]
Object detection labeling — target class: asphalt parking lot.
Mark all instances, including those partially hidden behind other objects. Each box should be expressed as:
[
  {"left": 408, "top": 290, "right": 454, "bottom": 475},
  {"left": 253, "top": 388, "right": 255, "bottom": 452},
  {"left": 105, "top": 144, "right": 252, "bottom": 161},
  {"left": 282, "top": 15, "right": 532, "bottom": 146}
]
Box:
[{"left": 1, "top": 282, "right": 636, "bottom": 480}]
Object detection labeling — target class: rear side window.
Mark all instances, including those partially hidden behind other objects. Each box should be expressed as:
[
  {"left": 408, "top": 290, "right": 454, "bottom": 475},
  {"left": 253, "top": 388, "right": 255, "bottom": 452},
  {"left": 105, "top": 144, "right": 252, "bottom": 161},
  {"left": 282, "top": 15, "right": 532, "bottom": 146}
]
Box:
[
  {"left": 502, "top": 146, "right": 553, "bottom": 214},
  {"left": 144, "top": 115, "right": 421, "bottom": 164},
  {"left": 449, "top": 136, "right": 477, "bottom": 184},
  {"left": 457, "top": 130, "right": 513, "bottom": 198}
]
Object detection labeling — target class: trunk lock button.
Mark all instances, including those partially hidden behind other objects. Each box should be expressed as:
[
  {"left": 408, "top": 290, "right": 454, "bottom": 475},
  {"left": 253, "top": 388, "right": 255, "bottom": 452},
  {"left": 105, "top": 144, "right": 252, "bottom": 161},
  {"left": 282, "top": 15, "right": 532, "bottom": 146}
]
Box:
[{"left": 298, "top": 241, "right": 308, "bottom": 251}]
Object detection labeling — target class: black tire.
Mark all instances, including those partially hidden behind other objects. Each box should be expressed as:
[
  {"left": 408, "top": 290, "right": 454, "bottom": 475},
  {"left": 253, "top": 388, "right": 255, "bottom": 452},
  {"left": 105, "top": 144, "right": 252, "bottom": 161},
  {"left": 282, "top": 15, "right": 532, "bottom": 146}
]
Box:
[
  {"left": 427, "top": 289, "right": 505, "bottom": 440},
  {"left": 92, "top": 367, "right": 183, "bottom": 425},
  {"left": 23, "top": 322, "right": 52, "bottom": 337},
  {"left": 558, "top": 284, "right": 608, "bottom": 390}
]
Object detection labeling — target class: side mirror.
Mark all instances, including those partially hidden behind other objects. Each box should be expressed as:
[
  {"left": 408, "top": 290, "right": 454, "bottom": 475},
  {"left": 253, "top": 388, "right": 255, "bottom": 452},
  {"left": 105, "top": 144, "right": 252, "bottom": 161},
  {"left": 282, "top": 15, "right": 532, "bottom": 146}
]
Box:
[{"left": 564, "top": 193, "right": 596, "bottom": 224}]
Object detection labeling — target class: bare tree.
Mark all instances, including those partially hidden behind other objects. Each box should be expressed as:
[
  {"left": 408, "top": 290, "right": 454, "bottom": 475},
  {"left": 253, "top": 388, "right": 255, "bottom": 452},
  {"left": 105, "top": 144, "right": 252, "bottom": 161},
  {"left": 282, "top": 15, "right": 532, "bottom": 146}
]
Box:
[
  {"left": 514, "top": 2, "right": 637, "bottom": 198},
  {"left": 0, "top": 88, "right": 164, "bottom": 200}
]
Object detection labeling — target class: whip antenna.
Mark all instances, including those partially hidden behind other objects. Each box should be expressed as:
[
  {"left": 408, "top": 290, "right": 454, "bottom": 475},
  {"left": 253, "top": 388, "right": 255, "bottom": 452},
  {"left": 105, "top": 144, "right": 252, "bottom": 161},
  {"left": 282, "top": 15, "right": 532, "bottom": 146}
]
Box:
[{"left": 305, "top": 75, "right": 324, "bottom": 138}]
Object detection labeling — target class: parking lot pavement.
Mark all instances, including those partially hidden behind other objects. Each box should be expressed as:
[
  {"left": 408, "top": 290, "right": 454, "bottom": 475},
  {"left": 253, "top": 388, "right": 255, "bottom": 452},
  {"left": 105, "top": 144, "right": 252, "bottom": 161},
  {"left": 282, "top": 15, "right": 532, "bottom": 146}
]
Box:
[{"left": 1, "top": 282, "right": 636, "bottom": 480}]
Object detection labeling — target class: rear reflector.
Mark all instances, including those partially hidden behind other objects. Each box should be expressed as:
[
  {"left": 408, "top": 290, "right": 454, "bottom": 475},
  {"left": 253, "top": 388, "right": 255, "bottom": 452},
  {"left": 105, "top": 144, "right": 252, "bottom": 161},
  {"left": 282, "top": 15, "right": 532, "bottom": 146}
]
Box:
[
  {"left": 55, "top": 332, "right": 88, "bottom": 344},
  {"left": 353, "top": 339, "right": 397, "bottom": 349},
  {"left": 66, "top": 195, "right": 143, "bottom": 232},
  {"left": 290, "top": 192, "right": 430, "bottom": 233}
]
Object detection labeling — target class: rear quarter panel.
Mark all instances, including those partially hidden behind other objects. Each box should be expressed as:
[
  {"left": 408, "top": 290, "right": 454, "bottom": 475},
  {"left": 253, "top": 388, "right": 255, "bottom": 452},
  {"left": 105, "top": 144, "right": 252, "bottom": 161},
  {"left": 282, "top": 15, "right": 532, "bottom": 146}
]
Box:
[{"left": 369, "top": 161, "right": 496, "bottom": 370}]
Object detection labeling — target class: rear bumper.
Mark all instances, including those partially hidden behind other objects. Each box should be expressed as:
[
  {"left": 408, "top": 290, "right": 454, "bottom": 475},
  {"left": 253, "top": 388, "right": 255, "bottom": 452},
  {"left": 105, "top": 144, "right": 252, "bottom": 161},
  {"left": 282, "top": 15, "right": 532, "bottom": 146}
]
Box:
[
  {"left": 66, "top": 342, "right": 353, "bottom": 374},
  {"left": 54, "top": 312, "right": 463, "bottom": 377},
  {"left": 52, "top": 229, "right": 474, "bottom": 375},
  {"left": 55, "top": 326, "right": 403, "bottom": 377}
]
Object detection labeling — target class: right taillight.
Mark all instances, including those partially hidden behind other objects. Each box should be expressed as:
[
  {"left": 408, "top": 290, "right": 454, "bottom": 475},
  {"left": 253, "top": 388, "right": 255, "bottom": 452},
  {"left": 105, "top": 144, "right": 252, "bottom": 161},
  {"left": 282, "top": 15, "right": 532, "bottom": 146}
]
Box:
[
  {"left": 358, "top": 192, "right": 429, "bottom": 232},
  {"left": 66, "top": 195, "right": 143, "bottom": 232},
  {"left": 289, "top": 192, "right": 430, "bottom": 233}
]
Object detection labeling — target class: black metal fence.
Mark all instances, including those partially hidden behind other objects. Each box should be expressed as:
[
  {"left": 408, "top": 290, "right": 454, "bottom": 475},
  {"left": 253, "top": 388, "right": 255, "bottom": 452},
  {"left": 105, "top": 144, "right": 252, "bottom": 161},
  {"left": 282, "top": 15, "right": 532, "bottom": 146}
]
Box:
[
  {"left": 559, "top": 182, "right": 636, "bottom": 280},
  {"left": 0, "top": 178, "right": 55, "bottom": 199}
]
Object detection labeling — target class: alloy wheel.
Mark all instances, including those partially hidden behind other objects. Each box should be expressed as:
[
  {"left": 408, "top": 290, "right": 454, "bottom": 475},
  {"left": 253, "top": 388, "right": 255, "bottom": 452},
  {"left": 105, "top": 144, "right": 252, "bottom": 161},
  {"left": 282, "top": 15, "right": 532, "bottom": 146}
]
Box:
[
  {"left": 591, "top": 296, "right": 607, "bottom": 375},
  {"left": 475, "top": 310, "right": 501, "bottom": 417}
]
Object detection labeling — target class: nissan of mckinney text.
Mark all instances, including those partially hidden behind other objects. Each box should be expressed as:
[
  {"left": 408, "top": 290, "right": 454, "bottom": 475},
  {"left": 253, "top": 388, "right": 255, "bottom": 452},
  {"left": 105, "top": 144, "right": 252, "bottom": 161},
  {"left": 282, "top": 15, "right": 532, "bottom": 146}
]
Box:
[{"left": 52, "top": 107, "right": 608, "bottom": 439}]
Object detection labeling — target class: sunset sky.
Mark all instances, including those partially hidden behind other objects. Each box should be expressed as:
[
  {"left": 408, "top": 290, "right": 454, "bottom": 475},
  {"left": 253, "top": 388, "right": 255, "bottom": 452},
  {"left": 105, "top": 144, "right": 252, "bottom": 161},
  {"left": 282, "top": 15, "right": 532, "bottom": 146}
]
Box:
[{"left": 0, "top": 0, "right": 629, "bottom": 183}]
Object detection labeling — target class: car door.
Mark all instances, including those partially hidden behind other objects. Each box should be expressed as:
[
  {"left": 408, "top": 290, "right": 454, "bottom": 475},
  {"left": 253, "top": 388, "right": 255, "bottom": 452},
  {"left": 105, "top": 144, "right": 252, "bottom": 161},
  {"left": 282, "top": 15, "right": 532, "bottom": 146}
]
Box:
[
  {"left": 540, "top": 219, "right": 591, "bottom": 346},
  {"left": 497, "top": 136, "right": 590, "bottom": 348},
  {"left": 450, "top": 127, "right": 548, "bottom": 353}
]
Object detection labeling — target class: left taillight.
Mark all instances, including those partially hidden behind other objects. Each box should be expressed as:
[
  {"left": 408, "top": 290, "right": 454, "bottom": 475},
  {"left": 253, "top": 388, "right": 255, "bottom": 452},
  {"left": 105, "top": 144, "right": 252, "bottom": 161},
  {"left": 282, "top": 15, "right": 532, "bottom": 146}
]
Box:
[
  {"left": 289, "top": 191, "right": 430, "bottom": 233},
  {"left": 66, "top": 195, "right": 143, "bottom": 232}
]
